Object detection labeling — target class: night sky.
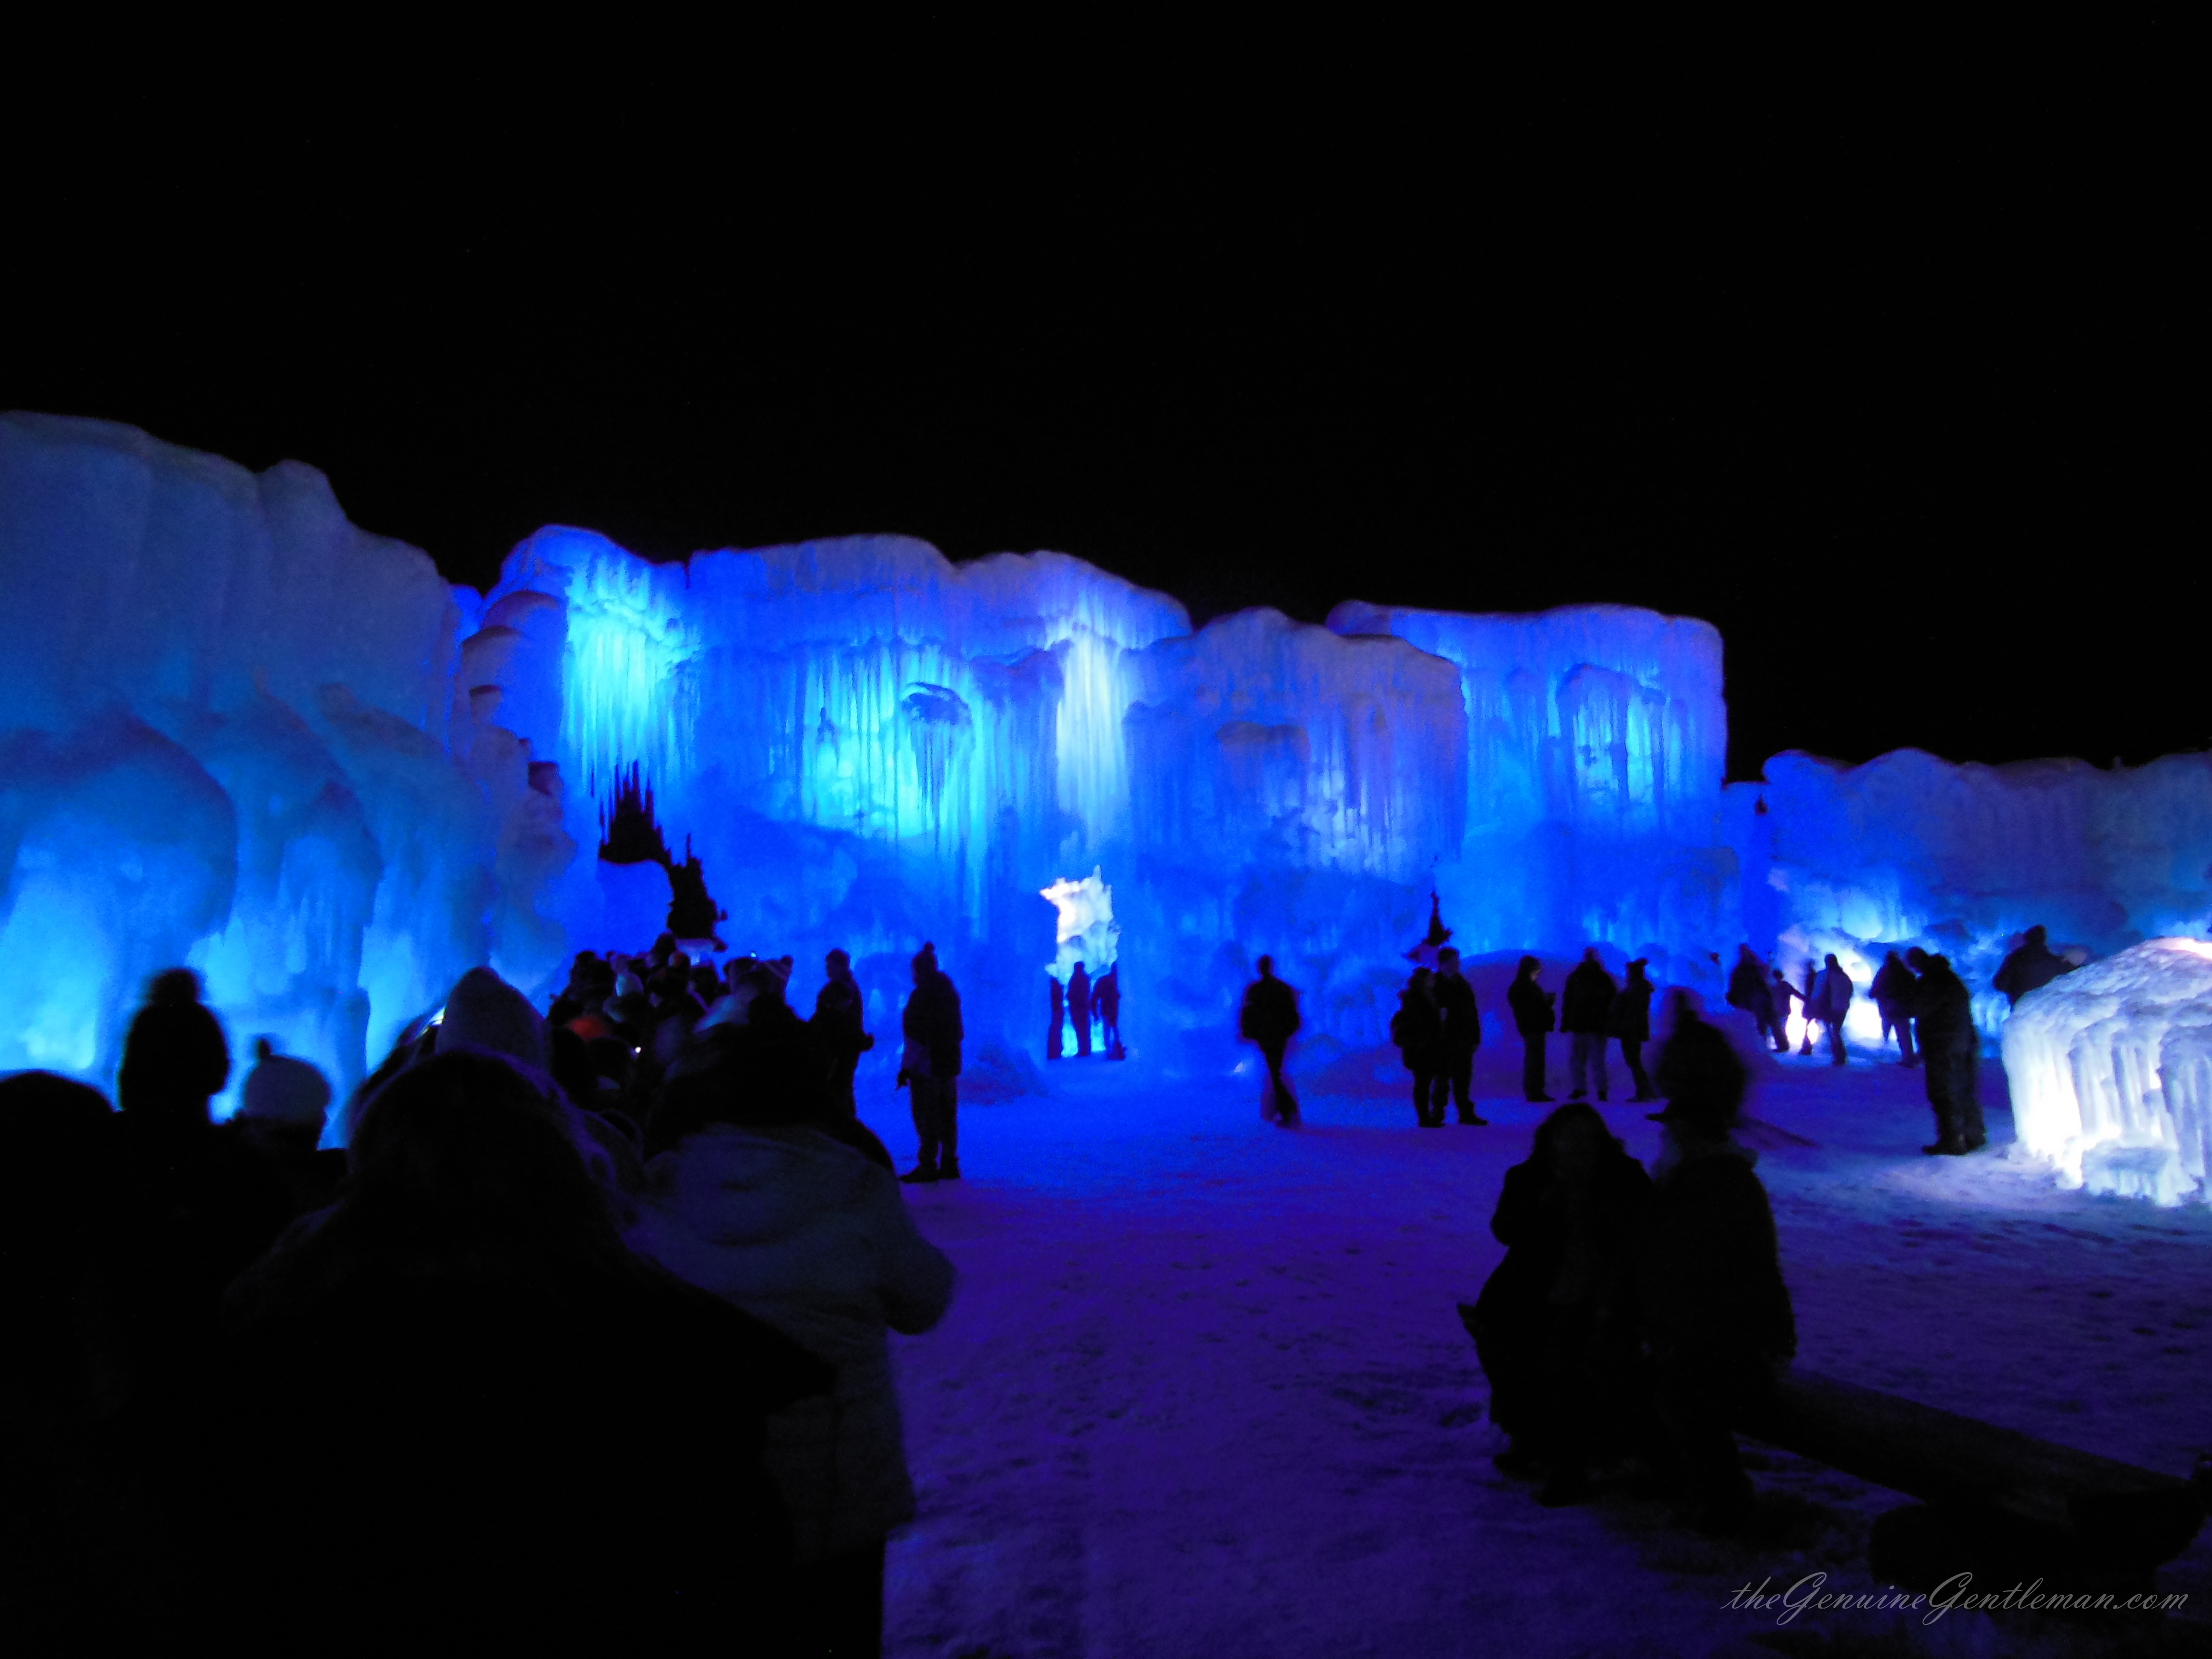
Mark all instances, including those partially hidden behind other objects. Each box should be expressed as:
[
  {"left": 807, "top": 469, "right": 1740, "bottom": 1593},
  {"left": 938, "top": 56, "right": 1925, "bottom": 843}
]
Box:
[{"left": 7, "top": 31, "right": 2190, "bottom": 781}]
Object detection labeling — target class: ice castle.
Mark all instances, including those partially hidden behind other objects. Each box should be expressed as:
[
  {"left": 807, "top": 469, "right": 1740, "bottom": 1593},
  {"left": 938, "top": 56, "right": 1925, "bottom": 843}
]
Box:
[{"left": 6, "top": 414, "right": 2210, "bottom": 1197}]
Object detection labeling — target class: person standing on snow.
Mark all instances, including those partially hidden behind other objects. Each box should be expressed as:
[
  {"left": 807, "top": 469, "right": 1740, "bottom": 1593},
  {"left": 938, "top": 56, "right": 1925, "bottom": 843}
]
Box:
[
  {"left": 1431, "top": 948, "right": 1487, "bottom": 1125},
  {"left": 1611, "top": 959, "right": 1658, "bottom": 1103},
  {"left": 1507, "top": 957, "right": 1557, "bottom": 1103},
  {"left": 1909, "top": 948, "right": 1983, "bottom": 1155},
  {"left": 897, "top": 945, "right": 964, "bottom": 1184},
  {"left": 1046, "top": 972, "right": 1065, "bottom": 1061},
  {"left": 1869, "top": 950, "right": 1919, "bottom": 1066},
  {"left": 1809, "top": 954, "right": 1853, "bottom": 1067},
  {"left": 1767, "top": 968, "right": 1800, "bottom": 1054},
  {"left": 1239, "top": 957, "right": 1303, "bottom": 1126},
  {"left": 809, "top": 949, "right": 874, "bottom": 1116},
  {"left": 1096, "top": 967, "right": 1123, "bottom": 1059},
  {"left": 1068, "top": 962, "right": 1094, "bottom": 1058},
  {"left": 1391, "top": 967, "right": 1445, "bottom": 1127},
  {"left": 1561, "top": 948, "right": 1617, "bottom": 1103}
]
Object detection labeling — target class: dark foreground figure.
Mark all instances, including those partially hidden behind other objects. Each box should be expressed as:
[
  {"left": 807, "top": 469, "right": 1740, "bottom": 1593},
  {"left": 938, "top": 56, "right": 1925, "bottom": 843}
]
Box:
[{"left": 1472, "top": 1007, "right": 1796, "bottom": 1536}]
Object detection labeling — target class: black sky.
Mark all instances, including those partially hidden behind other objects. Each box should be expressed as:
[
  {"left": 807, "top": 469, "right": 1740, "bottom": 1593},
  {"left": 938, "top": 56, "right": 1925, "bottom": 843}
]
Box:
[{"left": 5, "top": 25, "right": 2194, "bottom": 780}]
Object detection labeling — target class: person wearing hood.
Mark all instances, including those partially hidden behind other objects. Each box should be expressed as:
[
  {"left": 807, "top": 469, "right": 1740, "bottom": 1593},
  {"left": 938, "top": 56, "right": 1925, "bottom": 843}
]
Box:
[
  {"left": 1869, "top": 950, "right": 1920, "bottom": 1066},
  {"left": 229, "top": 1038, "right": 346, "bottom": 1219},
  {"left": 1994, "top": 925, "right": 2076, "bottom": 1008},
  {"left": 1909, "top": 948, "right": 1984, "bottom": 1155},
  {"left": 1637, "top": 1009, "right": 1795, "bottom": 1536},
  {"left": 629, "top": 1017, "right": 955, "bottom": 1657},
  {"left": 1724, "top": 946, "right": 1770, "bottom": 1037},
  {"left": 1471, "top": 1102, "right": 1652, "bottom": 1506}
]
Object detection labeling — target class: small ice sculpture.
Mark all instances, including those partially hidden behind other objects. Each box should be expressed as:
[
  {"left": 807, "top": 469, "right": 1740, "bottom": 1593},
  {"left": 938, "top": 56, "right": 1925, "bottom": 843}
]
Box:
[{"left": 2001, "top": 938, "right": 2212, "bottom": 1205}]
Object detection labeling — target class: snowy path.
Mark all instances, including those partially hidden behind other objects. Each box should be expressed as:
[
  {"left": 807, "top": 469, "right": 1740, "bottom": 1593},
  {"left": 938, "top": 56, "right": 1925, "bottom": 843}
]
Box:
[{"left": 855, "top": 1049, "right": 2212, "bottom": 1658}]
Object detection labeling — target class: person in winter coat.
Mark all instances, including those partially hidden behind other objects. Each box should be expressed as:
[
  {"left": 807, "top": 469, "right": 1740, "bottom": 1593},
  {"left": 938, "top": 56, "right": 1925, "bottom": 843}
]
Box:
[
  {"left": 1431, "top": 948, "right": 1487, "bottom": 1125},
  {"left": 1725, "top": 947, "right": 1768, "bottom": 1029},
  {"left": 1239, "top": 957, "right": 1303, "bottom": 1126},
  {"left": 898, "top": 944, "right": 965, "bottom": 1183},
  {"left": 631, "top": 1021, "right": 955, "bottom": 1658},
  {"left": 1994, "top": 925, "right": 2076, "bottom": 1008},
  {"left": 1046, "top": 972, "right": 1066, "bottom": 1061},
  {"left": 1767, "top": 969, "right": 1800, "bottom": 1053},
  {"left": 1391, "top": 968, "right": 1445, "bottom": 1127},
  {"left": 1869, "top": 950, "right": 1919, "bottom": 1065},
  {"left": 1068, "top": 962, "right": 1094, "bottom": 1058},
  {"left": 1610, "top": 960, "right": 1658, "bottom": 1103},
  {"left": 1809, "top": 954, "right": 1853, "bottom": 1067},
  {"left": 1561, "top": 949, "right": 1617, "bottom": 1103},
  {"left": 1909, "top": 948, "right": 1983, "bottom": 1155},
  {"left": 1097, "top": 967, "right": 1123, "bottom": 1058},
  {"left": 1797, "top": 961, "right": 1820, "bottom": 1056},
  {"left": 1638, "top": 1014, "right": 1795, "bottom": 1537},
  {"left": 175, "top": 1050, "right": 833, "bottom": 1647},
  {"left": 1507, "top": 957, "right": 1557, "bottom": 1103},
  {"left": 809, "top": 949, "right": 874, "bottom": 1115},
  {"left": 1471, "top": 1103, "right": 1653, "bottom": 1507}
]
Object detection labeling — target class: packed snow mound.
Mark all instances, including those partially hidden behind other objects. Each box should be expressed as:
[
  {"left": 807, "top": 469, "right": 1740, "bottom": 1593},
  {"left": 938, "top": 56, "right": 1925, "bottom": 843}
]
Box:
[{"left": 2002, "top": 938, "right": 2212, "bottom": 1205}]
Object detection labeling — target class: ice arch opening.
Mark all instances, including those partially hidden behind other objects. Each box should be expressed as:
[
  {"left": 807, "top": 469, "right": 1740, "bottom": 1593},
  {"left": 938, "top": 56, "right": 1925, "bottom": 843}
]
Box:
[{"left": 1041, "top": 867, "right": 1119, "bottom": 983}]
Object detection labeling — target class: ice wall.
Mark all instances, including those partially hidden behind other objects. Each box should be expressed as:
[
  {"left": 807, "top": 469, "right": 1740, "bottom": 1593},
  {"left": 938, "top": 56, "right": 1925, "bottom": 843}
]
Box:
[
  {"left": 0, "top": 415, "right": 569, "bottom": 1108},
  {"left": 1735, "top": 749, "right": 2212, "bottom": 1045},
  {"left": 1325, "top": 601, "right": 1732, "bottom": 980},
  {"left": 2001, "top": 938, "right": 2212, "bottom": 1206}
]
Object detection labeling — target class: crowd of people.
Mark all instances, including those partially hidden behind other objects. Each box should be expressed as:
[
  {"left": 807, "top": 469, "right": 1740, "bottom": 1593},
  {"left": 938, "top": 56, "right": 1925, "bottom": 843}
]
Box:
[{"left": 0, "top": 941, "right": 963, "bottom": 1650}]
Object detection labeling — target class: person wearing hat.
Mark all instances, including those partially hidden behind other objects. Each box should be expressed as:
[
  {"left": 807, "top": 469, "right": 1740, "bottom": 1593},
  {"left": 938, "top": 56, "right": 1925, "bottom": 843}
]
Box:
[
  {"left": 1636, "top": 1007, "right": 1795, "bottom": 1536},
  {"left": 231, "top": 1038, "right": 345, "bottom": 1218}
]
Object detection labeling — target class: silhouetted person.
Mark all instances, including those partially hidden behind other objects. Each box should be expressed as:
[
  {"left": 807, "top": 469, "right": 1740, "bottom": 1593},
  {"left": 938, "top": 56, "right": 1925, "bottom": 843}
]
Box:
[
  {"left": 809, "top": 948, "right": 873, "bottom": 1115},
  {"left": 1508, "top": 956, "right": 1556, "bottom": 1103},
  {"left": 1392, "top": 967, "right": 1445, "bottom": 1127},
  {"left": 1911, "top": 947, "right": 1983, "bottom": 1155},
  {"left": 1069, "top": 962, "right": 1094, "bottom": 1058},
  {"left": 1097, "top": 966, "right": 1123, "bottom": 1058},
  {"left": 1639, "top": 1011, "right": 1794, "bottom": 1537},
  {"left": 1612, "top": 959, "right": 1657, "bottom": 1103},
  {"left": 1562, "top": 948, "right": 1616, "bottom": 1102},
  {"left": 105, "top": 970, "right": 290, "bottom": 1404},
  {"left": 1724, "top": 946, "right": 1767, "bottom": 1028},
  {"left": 118, "top": 967, "right": 230, "bottom": 1134},
  {"left": 1870, "top": 950, "right": 1919, "bottom": 1066},
  {"left": 1809, "top": 953, "right": 1853, "bottom": 1066},
  {"left": 1046, "top": 973, "right": 1066, "bottom": 1060},
  {"left": 1767, "top": 968, "right": 1800, "bottom": 1053},
  {"left": 1432, "top": 947, "right": 1487, "bottom": 1125},
  {"left": 898, "top": 944, "right": 964, "bottom": 1182},
  {"left": 1239, "top": 956, "right": 1303, "bottom": 1126},
  {"left": 162, "top": 1050, "right": 832, "bottom": 1644},
  {"left": 1797, "top": 961, "right": 1819, "bottom": 1056},
  {"left": 1480, "top": 1104, "right": 1652, "bottom": 1506},
  {"left": 1994, "top": 924, "right": 2076, "bottom": 1008},
  {"left": 634, "top": 1017, "right": 956, "bottom": 1657}
]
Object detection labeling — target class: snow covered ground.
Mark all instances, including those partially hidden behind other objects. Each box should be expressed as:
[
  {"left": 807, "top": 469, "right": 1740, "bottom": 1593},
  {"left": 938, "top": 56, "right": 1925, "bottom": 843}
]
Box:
[{"left": 853, "top": 1040, "right": 2212, "bottom": 1658}]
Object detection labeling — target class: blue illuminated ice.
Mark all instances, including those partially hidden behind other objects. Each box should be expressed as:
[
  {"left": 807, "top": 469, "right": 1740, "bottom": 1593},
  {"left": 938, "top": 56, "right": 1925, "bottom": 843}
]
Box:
[{"left": 2001, "top": 938, "right": 2212, "bottom": 1205}]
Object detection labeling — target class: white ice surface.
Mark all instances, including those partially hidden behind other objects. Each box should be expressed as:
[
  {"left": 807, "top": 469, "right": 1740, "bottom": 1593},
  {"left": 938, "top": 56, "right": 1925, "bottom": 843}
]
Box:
[{"left": 854, "top": 1046, "right": 2212, "bottom": 1657}]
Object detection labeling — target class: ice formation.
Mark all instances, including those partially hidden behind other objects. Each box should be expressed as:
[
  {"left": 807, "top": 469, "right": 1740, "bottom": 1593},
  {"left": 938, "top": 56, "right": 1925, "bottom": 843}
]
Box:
[
  {"left": 9, "top": 412, "right": 2210, "bottom": 1198},
  {"left": 2000, "top": 938, "right": 2212, "bottom": 1206}
]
